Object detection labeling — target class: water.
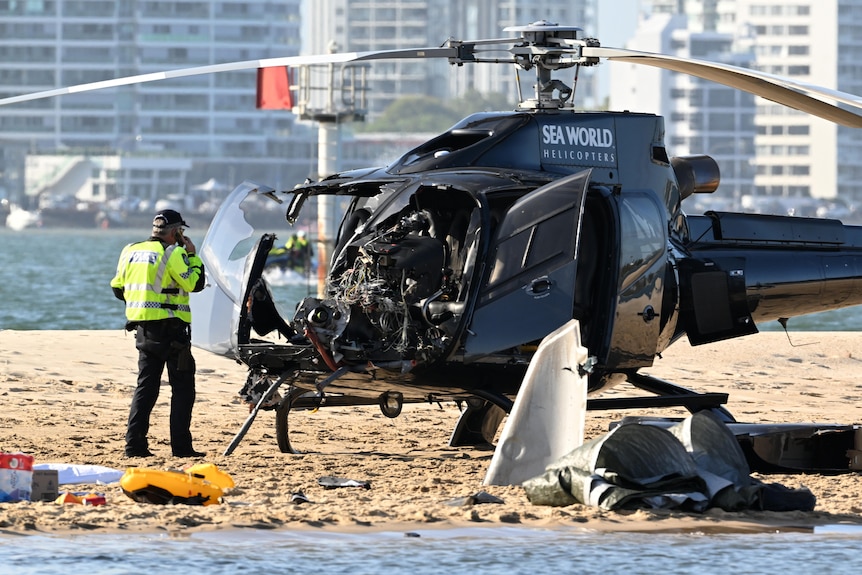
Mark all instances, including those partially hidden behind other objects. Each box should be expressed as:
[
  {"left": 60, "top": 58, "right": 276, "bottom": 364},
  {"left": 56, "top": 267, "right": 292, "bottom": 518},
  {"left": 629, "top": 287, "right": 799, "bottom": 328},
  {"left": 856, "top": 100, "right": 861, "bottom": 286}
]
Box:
[
  {"left": 0, "top": 228, "right": 317, "bottom": 330},
  {"left": 1, "top": 227, "right": 861, "bottom": 331},
  {"left": 1, "top": 526, "right": 862, "bottom": 574}
]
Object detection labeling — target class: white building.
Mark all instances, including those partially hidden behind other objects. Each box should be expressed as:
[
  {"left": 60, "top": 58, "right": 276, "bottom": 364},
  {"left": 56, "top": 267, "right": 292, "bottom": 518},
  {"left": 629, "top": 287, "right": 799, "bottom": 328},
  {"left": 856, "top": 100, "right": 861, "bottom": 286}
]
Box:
[
  {"left": 737, "top": 0, "right": 862, "bottom": 202},
  {"left": 609, "top": 13, "right": 756, "bottom": 203},
  {"left": 614, "top": 0, "right": 862, "bottom": 208}
]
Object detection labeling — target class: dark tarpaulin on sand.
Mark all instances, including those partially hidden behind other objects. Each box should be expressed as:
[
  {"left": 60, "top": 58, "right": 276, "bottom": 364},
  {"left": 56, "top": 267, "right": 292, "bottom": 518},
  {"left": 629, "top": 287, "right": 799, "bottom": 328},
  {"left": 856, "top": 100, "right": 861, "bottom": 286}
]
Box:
[{"left": 523, "top": 410, "right": 815, "bottom": 512}]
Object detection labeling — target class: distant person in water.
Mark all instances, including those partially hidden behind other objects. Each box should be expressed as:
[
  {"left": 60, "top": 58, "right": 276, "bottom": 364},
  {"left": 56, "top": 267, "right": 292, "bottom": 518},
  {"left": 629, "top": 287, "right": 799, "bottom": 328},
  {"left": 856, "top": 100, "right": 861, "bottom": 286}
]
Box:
[{"left": 268, "top": 229, "right": 313, "bottom": 271}]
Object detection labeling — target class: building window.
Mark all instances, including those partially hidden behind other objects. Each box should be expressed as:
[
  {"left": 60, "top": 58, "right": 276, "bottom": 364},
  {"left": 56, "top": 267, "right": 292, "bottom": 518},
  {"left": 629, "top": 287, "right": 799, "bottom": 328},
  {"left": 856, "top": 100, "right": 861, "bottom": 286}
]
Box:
[
  {"left": 707, "top": 89, "right": 736, "bottom": 106},
  {"left": 708, "top": 113, "right": 736, "bottom": 130}
]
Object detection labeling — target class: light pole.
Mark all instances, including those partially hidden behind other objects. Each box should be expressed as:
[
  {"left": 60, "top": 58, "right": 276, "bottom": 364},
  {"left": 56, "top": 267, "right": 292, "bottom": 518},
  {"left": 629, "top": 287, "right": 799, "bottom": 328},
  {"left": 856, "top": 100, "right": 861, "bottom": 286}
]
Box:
[{"left": 294, "top": 50, "right": 368, "bottom": 297}]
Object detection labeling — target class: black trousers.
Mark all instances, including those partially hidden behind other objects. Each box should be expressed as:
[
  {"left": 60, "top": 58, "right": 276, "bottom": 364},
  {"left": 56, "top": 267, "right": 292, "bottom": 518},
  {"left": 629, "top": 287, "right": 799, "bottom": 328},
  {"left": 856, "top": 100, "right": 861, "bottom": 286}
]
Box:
[{"left": 126, "top": 319, "right": 196, "bottom": 453}]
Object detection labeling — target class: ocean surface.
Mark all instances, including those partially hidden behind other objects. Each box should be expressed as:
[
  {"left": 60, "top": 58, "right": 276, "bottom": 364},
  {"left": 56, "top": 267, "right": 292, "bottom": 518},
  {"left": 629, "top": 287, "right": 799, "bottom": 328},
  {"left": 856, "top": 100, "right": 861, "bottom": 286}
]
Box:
[
  {"left": 1, "top": 227, "right": 860, "bottom": 332},
  {"left": 3, "top": 227, "right": 862, "bottom": 572},
  {"left": 2, "top": 525, "right": 862, "bottom": 575}
]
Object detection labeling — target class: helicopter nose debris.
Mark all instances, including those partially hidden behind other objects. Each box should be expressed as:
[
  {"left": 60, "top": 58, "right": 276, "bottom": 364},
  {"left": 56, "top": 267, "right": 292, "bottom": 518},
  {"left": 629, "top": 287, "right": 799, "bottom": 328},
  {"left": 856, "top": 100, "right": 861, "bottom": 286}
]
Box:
[{"left": 308, "top": 306, "right": 330, "bottom": 326}]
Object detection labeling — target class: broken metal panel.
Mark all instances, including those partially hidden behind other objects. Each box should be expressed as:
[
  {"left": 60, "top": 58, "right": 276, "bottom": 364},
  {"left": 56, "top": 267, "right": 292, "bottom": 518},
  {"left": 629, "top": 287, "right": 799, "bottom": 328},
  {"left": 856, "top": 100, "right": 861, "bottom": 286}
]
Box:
[
  {"left": 616, "top": 416, "right": 862, "bottom": 474},
  {"left": 483, "top": 319, "right": 588, "bottom": 486},
  {"left": 733, "top": 423, "right": 860, "bottom": 474}
]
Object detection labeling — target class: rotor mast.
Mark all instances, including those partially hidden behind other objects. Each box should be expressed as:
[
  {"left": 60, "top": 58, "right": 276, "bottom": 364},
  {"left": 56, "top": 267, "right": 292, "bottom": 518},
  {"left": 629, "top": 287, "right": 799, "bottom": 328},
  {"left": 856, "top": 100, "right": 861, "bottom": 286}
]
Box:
[{"left": 502, "top": 21, "right": 600, "bottom": 110}]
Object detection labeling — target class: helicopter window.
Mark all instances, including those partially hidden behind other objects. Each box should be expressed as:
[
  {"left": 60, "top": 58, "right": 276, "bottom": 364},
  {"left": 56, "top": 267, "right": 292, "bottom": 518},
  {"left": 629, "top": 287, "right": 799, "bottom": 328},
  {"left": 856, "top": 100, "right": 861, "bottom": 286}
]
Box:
[
  {"left": 487, "top": 205, "right": 577, "bottom": 287},
  {"left": 344, "top": 182, "right": 417, "bottom": 235},
  {"left": 618, "top": 194, "right": 665, "bottom": 289},
  {"left": 396, "top": 130, "right": 492, "bottom": 168}
]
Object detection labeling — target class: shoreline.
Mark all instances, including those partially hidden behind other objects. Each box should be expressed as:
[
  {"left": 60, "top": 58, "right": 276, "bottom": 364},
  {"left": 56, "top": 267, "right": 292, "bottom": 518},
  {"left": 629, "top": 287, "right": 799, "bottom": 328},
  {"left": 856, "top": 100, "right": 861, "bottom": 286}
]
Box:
[
  {"left": 0, "top": 330, "right": 861, "bottom": 535},
  {"left": 0, "top": 516, "right": 847, "bottom": 539}
]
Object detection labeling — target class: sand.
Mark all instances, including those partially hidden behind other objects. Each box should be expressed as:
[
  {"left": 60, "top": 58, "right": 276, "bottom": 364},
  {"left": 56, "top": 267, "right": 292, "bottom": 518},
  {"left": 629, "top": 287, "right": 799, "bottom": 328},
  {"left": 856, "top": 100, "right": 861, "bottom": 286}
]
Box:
[{"left": 0, "top": 329, "right": 861, "bottom": 535}]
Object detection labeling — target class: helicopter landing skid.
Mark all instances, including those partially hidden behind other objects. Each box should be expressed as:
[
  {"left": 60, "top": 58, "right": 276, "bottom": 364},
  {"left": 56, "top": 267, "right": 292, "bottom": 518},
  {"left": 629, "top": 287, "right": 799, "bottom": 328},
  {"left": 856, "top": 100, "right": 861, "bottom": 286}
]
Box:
[
  {"left": 449, "top": 369, "right": 734, "bottom": 450},
  {"left": 588, "top": 371, "right": 734, "bottom": 422}
]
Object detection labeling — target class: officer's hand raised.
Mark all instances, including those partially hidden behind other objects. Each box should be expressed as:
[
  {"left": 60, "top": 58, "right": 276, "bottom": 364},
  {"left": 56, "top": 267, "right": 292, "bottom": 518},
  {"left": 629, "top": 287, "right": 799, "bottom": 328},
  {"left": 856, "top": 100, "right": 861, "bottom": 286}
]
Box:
[{"left": 183, "top": 236, "right": 197, "bottom": 256}]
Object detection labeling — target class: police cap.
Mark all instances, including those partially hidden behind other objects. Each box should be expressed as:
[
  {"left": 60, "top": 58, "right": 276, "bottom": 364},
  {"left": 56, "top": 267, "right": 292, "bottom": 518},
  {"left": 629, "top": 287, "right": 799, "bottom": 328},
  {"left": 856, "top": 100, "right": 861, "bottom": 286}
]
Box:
[{"left": 153, "top": 209, "right": 188, "bottom": 229}]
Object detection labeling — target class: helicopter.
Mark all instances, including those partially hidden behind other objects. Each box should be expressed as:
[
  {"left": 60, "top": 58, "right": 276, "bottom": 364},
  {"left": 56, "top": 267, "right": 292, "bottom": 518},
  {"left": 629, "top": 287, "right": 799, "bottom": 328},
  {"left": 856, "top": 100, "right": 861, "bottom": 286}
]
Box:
[
  {"left": 186, "top": 22, "right": 862, "bottom": 476},
  {"left": 6, "top": 21, "right": 862, "bottom": 481}
]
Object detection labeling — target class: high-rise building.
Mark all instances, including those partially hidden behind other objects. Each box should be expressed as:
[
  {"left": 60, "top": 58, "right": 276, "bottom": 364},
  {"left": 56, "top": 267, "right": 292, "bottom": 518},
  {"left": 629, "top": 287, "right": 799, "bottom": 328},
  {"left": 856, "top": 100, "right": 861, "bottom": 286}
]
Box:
[
  {"left": 0, "top": 0, "right": 308, "bottom": 207},
  {"left": 738, "top": 0, "right": 862, "bottom": 203},
  {"left": 611, "top": 0, "right": 862, "bottom": 208},
  {"left": 609, "top": 13, "right": 756, "bottom": 203}
]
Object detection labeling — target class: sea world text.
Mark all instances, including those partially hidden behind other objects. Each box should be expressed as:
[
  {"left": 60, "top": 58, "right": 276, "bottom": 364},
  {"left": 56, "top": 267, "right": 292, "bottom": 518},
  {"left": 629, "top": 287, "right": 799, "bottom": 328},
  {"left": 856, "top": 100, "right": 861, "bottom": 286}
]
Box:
[{"left": 541, "top": 125, "right": 614, "bottom": 147}]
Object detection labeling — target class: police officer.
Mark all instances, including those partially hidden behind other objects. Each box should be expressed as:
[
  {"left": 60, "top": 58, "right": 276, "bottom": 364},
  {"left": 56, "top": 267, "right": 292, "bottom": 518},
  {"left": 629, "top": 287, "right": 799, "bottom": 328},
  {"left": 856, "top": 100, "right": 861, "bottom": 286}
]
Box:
[
  {"left": 286, "top": 229, "right": 313, "bottom": 269},
  {"left": 111, "top": 209, "right": 206, "bottom": 458}
]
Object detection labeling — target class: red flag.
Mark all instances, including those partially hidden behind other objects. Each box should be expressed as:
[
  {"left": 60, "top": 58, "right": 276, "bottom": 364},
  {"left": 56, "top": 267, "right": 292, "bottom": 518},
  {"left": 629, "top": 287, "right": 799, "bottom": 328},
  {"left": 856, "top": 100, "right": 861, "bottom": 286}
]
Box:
[{"left": 256, "top": 67, "right": 294, "bottom": 110}]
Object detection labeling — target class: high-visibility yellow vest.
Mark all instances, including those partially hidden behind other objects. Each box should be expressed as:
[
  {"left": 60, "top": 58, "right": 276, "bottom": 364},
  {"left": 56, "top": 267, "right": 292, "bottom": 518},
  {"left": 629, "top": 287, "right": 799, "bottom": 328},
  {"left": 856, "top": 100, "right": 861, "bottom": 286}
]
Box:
[
  {"left": 110, "top": 240, "right": 204, "bottom": 324},
  {"left": 286, "top": 236, "right": 308, "bottom": 251}
]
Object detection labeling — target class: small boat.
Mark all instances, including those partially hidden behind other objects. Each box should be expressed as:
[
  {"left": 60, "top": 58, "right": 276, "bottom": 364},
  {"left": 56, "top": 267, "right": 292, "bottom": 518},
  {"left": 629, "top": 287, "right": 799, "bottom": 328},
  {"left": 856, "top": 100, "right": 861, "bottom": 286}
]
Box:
[
  {"left": 119, "top": 463, "right": 234, "bottom": 506},
  {"left": 5, "top": 207, "right": 41, "bottom": 231}
]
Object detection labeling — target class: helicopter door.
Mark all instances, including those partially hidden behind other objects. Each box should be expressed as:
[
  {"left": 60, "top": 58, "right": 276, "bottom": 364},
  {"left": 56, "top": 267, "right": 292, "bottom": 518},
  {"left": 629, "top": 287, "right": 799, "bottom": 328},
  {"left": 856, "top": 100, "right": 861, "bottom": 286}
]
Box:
[
  {"left": 464, "top": 170, "right": 590, "bottom": 358},
  {"left": 191, "top": 181, "right": 265, "bottom": 356},
  {"left": 191, "top": 181, "right": 292, "bottom": 356},
  {"left": 602, "top": 191, "right": 669, "bottom": 369}
]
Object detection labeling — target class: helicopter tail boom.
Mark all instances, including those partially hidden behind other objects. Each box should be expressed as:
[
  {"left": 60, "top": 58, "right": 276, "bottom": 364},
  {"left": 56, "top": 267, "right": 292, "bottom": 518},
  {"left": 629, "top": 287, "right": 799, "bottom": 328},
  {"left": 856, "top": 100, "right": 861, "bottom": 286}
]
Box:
[{"left": 684, "top": 212, "right": 862, "bottom": 329}]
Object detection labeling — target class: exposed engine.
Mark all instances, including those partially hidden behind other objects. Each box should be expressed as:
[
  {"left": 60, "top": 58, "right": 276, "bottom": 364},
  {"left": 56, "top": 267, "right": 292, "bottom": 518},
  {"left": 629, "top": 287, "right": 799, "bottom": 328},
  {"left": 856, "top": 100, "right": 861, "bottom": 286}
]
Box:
[{"left": 293, "top": 209, "right": 463, "bottom": 369}]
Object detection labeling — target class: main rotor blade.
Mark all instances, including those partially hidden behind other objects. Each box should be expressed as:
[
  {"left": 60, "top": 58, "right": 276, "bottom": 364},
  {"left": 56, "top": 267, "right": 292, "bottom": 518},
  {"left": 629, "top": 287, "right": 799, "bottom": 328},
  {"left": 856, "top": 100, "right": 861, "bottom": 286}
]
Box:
[
  {"left": 0, "top": 47, "right": 456, "bottom": 107},
  {"left": 585, "top": 46, "right": 862, "bottom": 128}
]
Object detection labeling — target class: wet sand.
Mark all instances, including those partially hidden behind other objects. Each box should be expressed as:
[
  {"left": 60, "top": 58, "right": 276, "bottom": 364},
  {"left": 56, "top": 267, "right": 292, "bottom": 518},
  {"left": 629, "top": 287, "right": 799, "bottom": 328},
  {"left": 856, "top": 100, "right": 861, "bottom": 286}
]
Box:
[{"left": 0, "top": 329, "right": 861, "bottom": 535}]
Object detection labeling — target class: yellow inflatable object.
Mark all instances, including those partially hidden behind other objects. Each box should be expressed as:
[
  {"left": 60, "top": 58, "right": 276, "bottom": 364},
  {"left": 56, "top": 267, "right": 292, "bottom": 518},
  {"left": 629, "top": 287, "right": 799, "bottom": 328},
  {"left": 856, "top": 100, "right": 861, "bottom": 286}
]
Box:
[
  {"left": 120, "top": 464, "right": 234, "bottom": 506},
  {"left": 185, "top": 462, "right": 235, "bottom": 490}
]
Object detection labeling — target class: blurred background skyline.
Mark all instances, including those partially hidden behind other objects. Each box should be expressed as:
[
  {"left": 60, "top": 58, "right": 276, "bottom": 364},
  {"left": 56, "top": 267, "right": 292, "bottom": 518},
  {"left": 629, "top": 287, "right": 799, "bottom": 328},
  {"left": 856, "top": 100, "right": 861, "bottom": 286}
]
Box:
[{"left": 2, "top": 0, "right": 861, "bottom": 230}]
